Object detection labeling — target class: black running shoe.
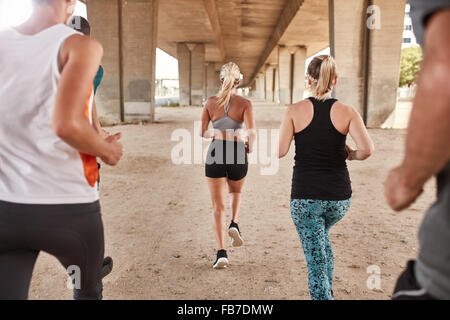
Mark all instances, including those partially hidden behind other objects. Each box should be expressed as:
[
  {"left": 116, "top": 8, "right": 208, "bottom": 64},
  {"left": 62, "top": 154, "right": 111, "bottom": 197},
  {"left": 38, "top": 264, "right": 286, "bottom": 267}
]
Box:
[
  {"left": 213, "top": 249, "right": 229, "bottom": 269},
  {"left": 228, "top": 221, "right": 244, "bottom": 247},
  {"left": 101, "top": 256, "right": 113, "bottom": 278}
]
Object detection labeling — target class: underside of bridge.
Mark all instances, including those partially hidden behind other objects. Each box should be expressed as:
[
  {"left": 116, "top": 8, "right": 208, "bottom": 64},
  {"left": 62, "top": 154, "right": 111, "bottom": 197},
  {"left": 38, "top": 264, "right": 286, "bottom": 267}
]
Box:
[{"left": 84, "top": 0, "right": 406, "bottom": 128}]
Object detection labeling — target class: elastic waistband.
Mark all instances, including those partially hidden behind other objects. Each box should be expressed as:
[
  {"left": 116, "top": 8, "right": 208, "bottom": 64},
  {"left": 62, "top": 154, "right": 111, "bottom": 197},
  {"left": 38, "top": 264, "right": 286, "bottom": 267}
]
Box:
[{"left": 0, "top": 200, "right": 100, "bottom": 215}]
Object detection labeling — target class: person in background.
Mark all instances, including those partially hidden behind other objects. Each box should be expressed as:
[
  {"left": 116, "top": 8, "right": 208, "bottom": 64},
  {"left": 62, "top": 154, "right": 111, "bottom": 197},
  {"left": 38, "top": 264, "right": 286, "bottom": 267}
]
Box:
[{"left": 279, "top": 55, "right": 374, "bottom": 300}]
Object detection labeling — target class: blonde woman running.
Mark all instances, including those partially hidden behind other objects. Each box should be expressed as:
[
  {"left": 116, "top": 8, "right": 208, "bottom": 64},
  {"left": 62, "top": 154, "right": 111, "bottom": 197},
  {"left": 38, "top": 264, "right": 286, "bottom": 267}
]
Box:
[
  {"left": 200, "top": 62, "right": 256, "bottom": 269},
  {"left": 279, "top": 55, "right": 374, "bottom": 299}
]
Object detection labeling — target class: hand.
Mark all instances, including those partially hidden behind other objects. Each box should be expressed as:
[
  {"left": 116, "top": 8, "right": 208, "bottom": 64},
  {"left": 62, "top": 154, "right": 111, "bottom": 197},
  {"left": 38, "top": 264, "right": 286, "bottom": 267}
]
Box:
[
  {"left": 101, "top": 133, "right": 123, "bottom": 166},
  {"left": 384, "top": 166, "right": 423, "bottom": 211},
  {"left": 346, "top": 145, "right": 356, "bottom": 160},
  {"left": 99, "top": 129, "right": 110, "bottom": 140}
]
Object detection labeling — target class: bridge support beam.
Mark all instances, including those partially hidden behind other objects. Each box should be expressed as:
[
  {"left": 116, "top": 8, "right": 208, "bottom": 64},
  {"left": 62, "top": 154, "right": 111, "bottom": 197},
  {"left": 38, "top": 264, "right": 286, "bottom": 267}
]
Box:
[
  {"left": 87, "top": 0, "right": 158, "bottom": 123},
  {"left": 177, "top": 43, "right": 205, "bottom": 106},
  {"left": 278, "top": 46, "right": 306, "bottom": 105},
  {"left": 331, "top": 0, "right": 406, "bottom": 127}
]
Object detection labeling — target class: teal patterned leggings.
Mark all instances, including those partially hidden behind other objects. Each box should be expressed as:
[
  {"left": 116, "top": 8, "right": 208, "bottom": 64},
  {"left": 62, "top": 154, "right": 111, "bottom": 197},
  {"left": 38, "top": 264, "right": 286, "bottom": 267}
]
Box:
[{"left": 290, "top": 198, "right": 351, "bottom": 300}]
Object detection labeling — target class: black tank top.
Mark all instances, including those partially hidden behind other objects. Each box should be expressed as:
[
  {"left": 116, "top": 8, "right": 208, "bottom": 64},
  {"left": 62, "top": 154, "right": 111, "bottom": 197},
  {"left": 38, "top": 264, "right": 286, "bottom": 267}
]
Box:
[{"left": 291, "top": 97, "right": 352, "bottom": 200}]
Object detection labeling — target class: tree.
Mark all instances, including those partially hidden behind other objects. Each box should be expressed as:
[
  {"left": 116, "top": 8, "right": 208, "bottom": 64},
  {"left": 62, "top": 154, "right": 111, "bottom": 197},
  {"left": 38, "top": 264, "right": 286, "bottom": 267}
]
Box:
[{"left": 399, "top": 46, "right": 423, "bottom": 87}]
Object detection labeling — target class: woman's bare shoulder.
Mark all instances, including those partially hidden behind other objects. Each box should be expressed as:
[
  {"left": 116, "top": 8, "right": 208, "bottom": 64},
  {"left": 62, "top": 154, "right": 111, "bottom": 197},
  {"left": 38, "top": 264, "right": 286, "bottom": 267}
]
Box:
[
  {"left": 332, "top": 101, "right": 357, "bottom": 116},
  {"left": 288, "top": 99, "right": 313, "bottom": 113}
]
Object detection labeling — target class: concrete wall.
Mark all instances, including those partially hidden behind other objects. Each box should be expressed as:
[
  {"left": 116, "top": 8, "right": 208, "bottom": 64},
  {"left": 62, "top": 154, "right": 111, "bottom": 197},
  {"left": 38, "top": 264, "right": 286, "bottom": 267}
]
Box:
[
  {"left": 265, "top": 66, "right": 275, "bottom": 102},
  {"left": 121, "top": 0, "right": 158, "bottom": 122},
  {"left": 292, "top": 46, "right": 306, "bottom": 103},
  {"left": 206, "top": 62, "right": 220, "bottom": 98},
  {"left": 278, "top": 46, "right": 291, "bottom": 105},
  {"left": 177, "top": 43, "right": 205, "bottom": 106},
  {"left": 331, "top": 0, "right": 406, "bottom": 127},
  {"left": 87, "top": 0, "right": 158, "bottom": 124},
  {"left": 87, "top": 0, "right": 121, "bottom": 125},
  {"left": 366, "top": 0, "right": 406, "bottom": 127}
]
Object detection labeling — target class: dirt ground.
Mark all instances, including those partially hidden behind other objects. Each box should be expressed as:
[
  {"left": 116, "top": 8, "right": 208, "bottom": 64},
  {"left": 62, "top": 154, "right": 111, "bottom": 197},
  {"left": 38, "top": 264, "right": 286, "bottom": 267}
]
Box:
[{"left": 29, "top": 99, "right": 436, "bottom": 300}]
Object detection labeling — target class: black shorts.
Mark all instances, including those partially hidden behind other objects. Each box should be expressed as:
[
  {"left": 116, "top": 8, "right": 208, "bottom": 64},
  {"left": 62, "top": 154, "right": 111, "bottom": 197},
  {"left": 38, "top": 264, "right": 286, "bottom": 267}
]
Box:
[
  {"left": 205, "top": 139, "right": 248, "bottom": 181},
  {"left": 0, "top": 200, "right": 105, "bottom": 300}
]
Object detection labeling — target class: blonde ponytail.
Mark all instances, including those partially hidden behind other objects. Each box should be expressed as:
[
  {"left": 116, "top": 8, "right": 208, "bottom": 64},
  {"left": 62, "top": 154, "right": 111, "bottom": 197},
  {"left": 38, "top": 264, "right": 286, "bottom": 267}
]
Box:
[
  {"left": 217, "top": 62, "right": 241, "bottom": 109},
  {"left": 307, "top": 55, "right": 337, "bottom": 100}
]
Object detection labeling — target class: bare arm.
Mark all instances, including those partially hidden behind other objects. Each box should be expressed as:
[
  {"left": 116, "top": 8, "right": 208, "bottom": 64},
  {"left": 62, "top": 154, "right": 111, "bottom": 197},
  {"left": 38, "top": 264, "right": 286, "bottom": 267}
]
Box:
[
  {"left": 278, "top": 106, "right": 294, "bottom": 158},
  {"left": 385, "top": 9, "right": 450, "bottom": 211},
  {"left": 92, "top": 100, "right": 109, "bottom": 139},
  {"left": 347, "top": 108, "right": 375, "bottom": 160},
  {"left": 200, "top": 102, "right": 212, "bottom": 138},
  {"left": 243, "top": 100, "right": 256, "bottom": 153},
  {"left": 52, "top": 35, "right": 122, "bottom": 165}
]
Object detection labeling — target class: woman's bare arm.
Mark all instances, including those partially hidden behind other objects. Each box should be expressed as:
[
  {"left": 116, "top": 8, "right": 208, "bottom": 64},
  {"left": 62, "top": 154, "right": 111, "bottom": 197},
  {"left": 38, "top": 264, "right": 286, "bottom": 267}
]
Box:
[
  {"left": 278, "top": 106, "right": 294, "bottom": 158},
  {"left": 243, "top": 100, "right": 256, "bottom": 153},
  {"left": 347, "top": 108, "right": 375, "bottom": 160},
  {"left": 200, "top": 101, "right": 212, "bottom": 138}
]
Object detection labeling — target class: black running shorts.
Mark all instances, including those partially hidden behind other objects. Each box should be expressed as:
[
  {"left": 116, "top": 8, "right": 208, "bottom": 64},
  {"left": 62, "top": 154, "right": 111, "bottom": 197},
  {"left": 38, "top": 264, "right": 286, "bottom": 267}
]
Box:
[{"left": 205, "top": 139, "right": 248, "bottom": 181}]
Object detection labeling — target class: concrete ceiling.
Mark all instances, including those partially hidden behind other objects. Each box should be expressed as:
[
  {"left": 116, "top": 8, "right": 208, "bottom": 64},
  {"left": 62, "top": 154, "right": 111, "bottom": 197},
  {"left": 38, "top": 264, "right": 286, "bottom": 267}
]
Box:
[
  {"left": 84, "top": 0, "right": 330, "bottom": 86},
  {"left": 158, "top": 0, "right": 329, "bottom": 86}
]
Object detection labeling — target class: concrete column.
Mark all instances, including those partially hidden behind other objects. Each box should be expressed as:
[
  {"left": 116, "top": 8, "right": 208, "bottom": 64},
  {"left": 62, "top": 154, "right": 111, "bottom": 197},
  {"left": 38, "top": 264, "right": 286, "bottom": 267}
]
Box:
[
  {"left": 87, "top": 0, "right": 158, "bottom": 123},
  {"left": 278, "top": 46, "right": 292, "bottom": 105},
  {"left": 331, "top": 0, "right": 367, "bottom": 116},
  {"left": 265, "top": 65, "right": 275, "bottom": 102},
  {"left": 206, "top": 62, "right": 219, "bottom": 98},
  {"left": 256, "top": 73, "right": 265, "bottom": 100},
  {"left": 177, "top": 43, "right": 191, "bottom": 106},
  {"left": 191, "top": 44, "right": 205, "bottom": 105},
  {"left": 86, "top": 0, "right": 121, "bottom": 124},
  {"left": 177, "top": 43, "right": 205, "bottom": 106},
  {"left": 292, "top": 46, "right": 306, "bottom": 103},
  {"left": 366, "top": 0, "right": 406, "bottom": 127},
  {"left": 331, "top": 0, "right": 405, "bottom": 127},
  {"left": 274, "top": 67, "right": 280, "bottom": 103},
  {"left": 121, "top": 0, "right": 158, "bottom": 122}
]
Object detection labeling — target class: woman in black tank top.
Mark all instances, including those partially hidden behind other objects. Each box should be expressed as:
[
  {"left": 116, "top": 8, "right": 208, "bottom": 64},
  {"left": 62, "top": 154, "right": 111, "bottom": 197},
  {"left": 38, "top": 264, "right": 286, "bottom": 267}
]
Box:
[{"left": 279, "top": 55, "right": 374, "bottom": 300}]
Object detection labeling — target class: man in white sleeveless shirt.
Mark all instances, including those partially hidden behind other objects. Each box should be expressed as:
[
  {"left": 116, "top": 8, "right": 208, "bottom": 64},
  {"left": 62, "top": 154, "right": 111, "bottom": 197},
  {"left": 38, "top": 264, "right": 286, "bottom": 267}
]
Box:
[{"left": 0, "top": 0, "right": 123, "bottom": 299}]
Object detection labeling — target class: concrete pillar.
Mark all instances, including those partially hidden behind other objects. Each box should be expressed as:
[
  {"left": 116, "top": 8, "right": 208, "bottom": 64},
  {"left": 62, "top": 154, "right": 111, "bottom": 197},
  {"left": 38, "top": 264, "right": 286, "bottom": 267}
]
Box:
[
  {"left": 366, "top": 0, "right": 406, "bottom": 127},
  {"left": 176, "top": 43, "right": 205, "bottom": 106},
  {"left": 87, "top": 0, "right": 158, "bottom": 124},
  {"left": 177, "top": 43, "right": 190, "bottom": 106},
  {"left": 191, "top": 44, "right": 205, "bottom": 105},
  {"left": 265, "top": 65, "right": 275, "bottom": 102},
  {"left": 256, "top": 73, "right": 265, "bottom": 100},
  {"left": 292, "top": 46, "right": 306, "bottom": 103},
  {"left": 274, "top": 67, "right": 280, "bottom": 103},
  {"left": 206, "top": 62, "right": 219, "bottom": 98},
  {"left": 121, "top": 0, "right": 158, "bottom": 122},
  {"left": 278, "top": 46, "right": 291, "bottom": 105},
  {"left": 86, "top": 0, "right": 121, "bottom": 124},
  {"left": 331, "top": 0, "right": 405, "bottom": 127}
]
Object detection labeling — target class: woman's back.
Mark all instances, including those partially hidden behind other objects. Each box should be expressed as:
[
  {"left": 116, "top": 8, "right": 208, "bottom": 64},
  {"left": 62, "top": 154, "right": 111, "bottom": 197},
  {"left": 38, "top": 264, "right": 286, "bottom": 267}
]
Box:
[{"left": 291, "top": 97, "right": 352, "bottom": 201}]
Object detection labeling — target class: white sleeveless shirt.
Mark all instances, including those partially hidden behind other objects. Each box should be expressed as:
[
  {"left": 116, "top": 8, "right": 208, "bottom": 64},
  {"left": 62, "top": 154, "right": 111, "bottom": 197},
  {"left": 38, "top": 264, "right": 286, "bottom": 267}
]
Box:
[{"left": 0, "top": 24, "right": 99, "bottom": 204}]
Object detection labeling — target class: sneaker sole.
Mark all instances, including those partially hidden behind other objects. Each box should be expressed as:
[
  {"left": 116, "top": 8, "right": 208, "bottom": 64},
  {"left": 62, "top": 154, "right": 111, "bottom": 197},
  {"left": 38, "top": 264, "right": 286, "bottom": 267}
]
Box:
[
  {"left": 228, "top": 227, "right": 244, "bottom": 247},
  {"left": 213, "top": 257, "right": 229, "bottom": 269}
]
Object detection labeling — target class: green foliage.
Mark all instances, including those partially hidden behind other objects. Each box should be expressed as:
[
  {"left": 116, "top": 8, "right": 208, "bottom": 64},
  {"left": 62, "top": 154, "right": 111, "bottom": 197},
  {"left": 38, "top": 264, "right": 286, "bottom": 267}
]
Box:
[
  {"left": 162, "top": 102, "right": 180, "bottom": 107},
  {"left": 399, "top": 46, "right": 422, "bottom": 87}
]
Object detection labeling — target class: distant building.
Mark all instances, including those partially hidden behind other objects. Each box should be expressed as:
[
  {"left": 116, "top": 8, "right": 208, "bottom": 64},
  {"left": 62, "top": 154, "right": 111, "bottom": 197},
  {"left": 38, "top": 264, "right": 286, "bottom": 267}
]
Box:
[{"left": 402, "top": 4, "right": 419, "bottom": 49}]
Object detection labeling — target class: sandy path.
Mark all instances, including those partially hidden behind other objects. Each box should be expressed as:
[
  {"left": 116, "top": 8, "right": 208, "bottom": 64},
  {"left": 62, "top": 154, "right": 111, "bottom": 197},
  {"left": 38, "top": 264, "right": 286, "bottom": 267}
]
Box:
[{"left": 29, "top": 100, "right": 436, "bottom": 300}]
